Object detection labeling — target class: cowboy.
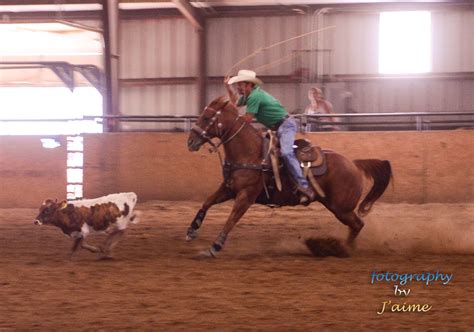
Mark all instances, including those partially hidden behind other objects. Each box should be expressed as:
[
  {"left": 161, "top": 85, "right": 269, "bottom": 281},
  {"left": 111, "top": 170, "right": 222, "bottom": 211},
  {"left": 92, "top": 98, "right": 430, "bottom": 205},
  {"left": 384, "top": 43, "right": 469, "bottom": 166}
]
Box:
[{"left": 225, "top": 69, "right": 315, "bottom": 203}]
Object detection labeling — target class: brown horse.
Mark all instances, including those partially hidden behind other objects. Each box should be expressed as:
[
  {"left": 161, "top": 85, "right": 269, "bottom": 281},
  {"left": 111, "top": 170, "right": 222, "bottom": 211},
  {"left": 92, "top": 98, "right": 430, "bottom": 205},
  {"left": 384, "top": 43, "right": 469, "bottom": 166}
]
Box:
[{"left": 187, "top": 96, "right": 392, "bottom": 257}]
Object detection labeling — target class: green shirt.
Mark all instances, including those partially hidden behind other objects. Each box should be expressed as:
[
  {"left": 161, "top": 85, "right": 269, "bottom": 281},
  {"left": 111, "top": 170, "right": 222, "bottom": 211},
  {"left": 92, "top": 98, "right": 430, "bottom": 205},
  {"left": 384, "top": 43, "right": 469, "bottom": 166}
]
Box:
[{"left": 238, "top": 86, "right": 288, "bottom": 128}]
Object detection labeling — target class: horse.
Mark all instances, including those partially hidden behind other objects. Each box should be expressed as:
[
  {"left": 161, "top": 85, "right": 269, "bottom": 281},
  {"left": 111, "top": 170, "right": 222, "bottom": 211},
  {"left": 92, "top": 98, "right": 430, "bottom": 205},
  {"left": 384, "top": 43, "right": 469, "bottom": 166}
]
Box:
[{"left": 186, "top": 96, "right": 392, "bottom": 257}]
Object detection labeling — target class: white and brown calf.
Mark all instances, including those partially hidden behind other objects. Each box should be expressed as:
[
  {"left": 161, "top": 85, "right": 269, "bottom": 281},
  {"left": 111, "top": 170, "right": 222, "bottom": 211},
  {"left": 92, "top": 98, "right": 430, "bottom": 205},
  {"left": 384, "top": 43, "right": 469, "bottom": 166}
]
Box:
[{"left": 34, "top": 192, "right": 139, "bottom": 259}]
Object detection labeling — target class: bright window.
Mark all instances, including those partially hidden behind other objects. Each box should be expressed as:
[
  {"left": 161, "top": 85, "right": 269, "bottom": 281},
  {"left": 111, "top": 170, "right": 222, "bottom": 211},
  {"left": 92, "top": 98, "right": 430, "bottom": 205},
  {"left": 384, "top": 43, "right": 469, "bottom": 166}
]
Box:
[
  {"left": 0, "top": 22, "right": 103, "bottom": 200},
  {"left": 0, "top": 87, "right": 102, "bottom": 200},
  {"left": 0, "top": 87, "right": 103, "bottom": 135},
  {"left": 379, "top": 11, "right": 431, "bottom": 74}
]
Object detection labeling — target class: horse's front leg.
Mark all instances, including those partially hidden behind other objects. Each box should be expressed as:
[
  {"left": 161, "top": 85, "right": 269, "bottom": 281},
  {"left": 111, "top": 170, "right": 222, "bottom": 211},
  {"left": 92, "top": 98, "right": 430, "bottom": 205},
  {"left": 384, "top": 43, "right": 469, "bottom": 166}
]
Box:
[
  {"left": 186, "top": 183, "right": 232, "bottom": 241},
  {"left": 202, "top": 187, "right": 260, "bottom": 258}
]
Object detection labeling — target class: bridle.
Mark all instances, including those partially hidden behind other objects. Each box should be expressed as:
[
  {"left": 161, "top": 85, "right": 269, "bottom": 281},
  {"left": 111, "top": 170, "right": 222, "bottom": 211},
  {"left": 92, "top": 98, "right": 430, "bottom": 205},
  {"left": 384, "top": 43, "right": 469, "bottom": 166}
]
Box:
[
  {"left": 191, "top": 101, "right": 247, "bottom": 151},
  {"left": 191, "top": 101, "right": 272, "bottom": 197}
]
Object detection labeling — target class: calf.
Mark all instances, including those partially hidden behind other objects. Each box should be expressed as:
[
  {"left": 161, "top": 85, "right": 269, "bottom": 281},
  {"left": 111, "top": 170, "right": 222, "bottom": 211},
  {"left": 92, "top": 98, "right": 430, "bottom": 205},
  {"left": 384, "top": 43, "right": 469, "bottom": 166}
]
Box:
[{"left": 34, "top": 192, "right": 139, "bottom": 259}]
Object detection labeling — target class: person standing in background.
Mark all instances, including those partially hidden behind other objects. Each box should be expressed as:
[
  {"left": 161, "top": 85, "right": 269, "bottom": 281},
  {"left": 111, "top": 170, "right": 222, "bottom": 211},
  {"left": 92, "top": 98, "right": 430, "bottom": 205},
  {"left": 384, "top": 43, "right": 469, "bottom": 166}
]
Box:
[{"left": 305, "top": 87, "right": 339, "bottom": 131}]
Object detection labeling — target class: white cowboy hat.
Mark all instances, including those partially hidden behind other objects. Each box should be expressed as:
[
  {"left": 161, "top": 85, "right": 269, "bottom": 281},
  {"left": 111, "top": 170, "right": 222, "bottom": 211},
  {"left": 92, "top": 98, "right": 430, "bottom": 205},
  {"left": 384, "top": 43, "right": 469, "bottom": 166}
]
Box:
[{"left": 227, "top": 69, "right": 263, "bottom": 85}]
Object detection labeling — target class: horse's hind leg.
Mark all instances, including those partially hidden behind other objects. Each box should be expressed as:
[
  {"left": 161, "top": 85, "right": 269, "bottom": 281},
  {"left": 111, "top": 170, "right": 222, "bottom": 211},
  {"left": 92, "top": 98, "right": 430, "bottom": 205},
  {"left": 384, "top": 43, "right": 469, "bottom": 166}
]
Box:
[
  {"left": 186, "top": 183, "right": 232, "bottom": 241},
  {"left": 334, "top": 211, "right": 365, "bottom": 248}
]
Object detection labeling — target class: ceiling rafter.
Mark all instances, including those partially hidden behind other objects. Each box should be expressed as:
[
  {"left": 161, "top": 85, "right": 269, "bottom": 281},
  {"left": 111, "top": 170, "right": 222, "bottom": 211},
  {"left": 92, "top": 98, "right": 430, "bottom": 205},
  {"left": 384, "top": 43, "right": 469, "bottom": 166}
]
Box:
[{"left": 171, "top": 0, "right": 204, "bottom": 30}]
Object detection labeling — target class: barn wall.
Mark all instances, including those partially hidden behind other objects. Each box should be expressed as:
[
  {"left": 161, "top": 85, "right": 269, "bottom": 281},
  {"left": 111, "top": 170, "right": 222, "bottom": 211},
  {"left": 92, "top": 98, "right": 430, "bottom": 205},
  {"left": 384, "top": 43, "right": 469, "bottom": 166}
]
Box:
[
  {"left": 0, "top": 136, "right": 66, "bottom": 208},
  {"left": 206, "top": 10, "right": 474, "bottom": 76},
  {"left": 207, "top": 15, "right": 309, "bottom": 77},
  {"left": 121, "top": 18, "right": 197, "bottom": 79},
  {"left": 118, "top": 8, "right": 474, "bottom": 123},
  {"left": 120, "top": 17, "right": 198, "bottom": 121},
  {"left": 82, "top": 131, "right": 473, "bottom": 204},
  {"left": 432, "top": 10, "right": 474, "bottom": 72}
]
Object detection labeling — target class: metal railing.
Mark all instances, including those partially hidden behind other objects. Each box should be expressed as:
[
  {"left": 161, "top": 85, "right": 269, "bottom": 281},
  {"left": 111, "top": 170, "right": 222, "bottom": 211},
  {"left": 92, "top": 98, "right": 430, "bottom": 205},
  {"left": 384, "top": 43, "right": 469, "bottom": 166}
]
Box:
[
  {"left": 83, "top": 111, "right": 474, "bottom": 132},
  {"left": 1, "top": 111, "right": 473, "bottom": 133},
  {"left": 295, "top": 111, "right": 474, "bottom": 132}
]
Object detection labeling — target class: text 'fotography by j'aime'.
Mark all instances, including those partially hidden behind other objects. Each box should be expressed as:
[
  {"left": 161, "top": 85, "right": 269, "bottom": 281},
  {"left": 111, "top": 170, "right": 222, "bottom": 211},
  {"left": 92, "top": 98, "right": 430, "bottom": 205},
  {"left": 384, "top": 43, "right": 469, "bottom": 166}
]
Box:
[{"left": 370, "top": 271, "right": 454, "bottom": 315}]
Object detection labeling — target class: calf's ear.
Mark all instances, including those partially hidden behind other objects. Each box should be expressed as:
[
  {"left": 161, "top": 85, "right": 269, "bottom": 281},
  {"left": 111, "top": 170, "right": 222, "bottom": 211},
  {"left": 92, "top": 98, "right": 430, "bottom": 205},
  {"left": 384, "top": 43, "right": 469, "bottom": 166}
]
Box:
[{"left": 59, "top": 200, "right": 68, "bottom": 210}]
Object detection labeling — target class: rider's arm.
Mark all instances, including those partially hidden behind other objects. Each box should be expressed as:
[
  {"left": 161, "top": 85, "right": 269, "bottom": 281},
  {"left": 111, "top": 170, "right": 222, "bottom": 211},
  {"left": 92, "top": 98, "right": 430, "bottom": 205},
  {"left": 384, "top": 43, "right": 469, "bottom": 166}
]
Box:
[
  {"left": 242, "top": 92, "right": 259, "bottom": 123},
  {"left": 224, "top": 77, "right": 239, "bottom": 105},
  {"left": 243, "top": 113, "right": 255, "bottom": 123}
]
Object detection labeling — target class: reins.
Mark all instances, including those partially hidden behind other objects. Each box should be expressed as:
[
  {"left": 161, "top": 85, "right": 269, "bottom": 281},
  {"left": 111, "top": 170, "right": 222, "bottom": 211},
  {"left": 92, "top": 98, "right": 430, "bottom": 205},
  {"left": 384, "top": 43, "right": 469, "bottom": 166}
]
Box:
[
  {"left": 215, "top": 116, "right": 246, "bottom": 149},
  {"left": 191, "top": 103, "right": 248, "bottom": 165},
  {"left": 210, "top": 115, "right": 246, "bottom": 166},
  {"left": 193, "top": 103, "right": 276, "bottom": 200}
]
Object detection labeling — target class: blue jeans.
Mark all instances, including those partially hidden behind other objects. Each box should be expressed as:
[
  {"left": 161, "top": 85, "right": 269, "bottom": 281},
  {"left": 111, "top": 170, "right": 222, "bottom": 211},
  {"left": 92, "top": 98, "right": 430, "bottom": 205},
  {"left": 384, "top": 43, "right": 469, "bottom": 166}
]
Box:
[{"left": 277, "top": 117, "right": 309, "bottom": 188}]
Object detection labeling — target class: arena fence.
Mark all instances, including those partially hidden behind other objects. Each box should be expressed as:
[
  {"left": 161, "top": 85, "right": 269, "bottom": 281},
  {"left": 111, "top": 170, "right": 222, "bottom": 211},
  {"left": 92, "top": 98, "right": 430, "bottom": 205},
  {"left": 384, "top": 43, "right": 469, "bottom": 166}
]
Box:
[
  {"left": 82, "top": 111, "right": 474, "bottom": 132},
  {"left": 0, "top": 130, "right": 472, "bottom": 207},
  {"left": 2, "top": 111, "right": 473, "bottom": 133}
]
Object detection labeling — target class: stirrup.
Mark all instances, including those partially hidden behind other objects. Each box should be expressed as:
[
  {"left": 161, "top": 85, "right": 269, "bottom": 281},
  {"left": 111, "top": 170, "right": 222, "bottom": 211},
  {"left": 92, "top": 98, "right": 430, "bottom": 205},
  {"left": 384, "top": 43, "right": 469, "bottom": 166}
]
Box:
[
  {"left": 297, "top": 186, "right": 315, "bottom": 201},
  {"left": 299, "top": 195, "right": 311, "bottom": 206}
]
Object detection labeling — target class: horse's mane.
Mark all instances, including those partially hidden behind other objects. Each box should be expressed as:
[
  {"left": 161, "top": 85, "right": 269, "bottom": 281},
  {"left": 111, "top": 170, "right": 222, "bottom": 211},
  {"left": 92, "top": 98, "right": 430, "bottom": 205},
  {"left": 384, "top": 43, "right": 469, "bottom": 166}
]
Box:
[
  {"left": 207, "top": 95, "right": 238, "bottom": 114},
  {"left": 208, "top": 95, "right": 261, "bottom": 139}
]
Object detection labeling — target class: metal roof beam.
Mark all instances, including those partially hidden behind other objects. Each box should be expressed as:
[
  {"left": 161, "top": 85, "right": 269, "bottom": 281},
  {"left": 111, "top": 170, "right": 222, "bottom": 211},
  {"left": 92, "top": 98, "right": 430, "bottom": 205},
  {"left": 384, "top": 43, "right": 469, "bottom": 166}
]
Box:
[
  {"left": 0, "top": 0, "right": 99, "bottom": 4},
  {"left": 171, "top": 0, "right": 203, "bottom": 30}
]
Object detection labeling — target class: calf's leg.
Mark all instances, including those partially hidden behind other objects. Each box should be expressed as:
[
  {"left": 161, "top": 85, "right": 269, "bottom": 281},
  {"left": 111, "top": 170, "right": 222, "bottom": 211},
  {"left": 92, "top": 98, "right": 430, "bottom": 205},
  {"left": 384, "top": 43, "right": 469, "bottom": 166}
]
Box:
[
  {"left": 101, "top": 229, "right": 125, "bottom": 258},
  {"left": 70, "top": 237, "right": 101, "bottom": 259}
]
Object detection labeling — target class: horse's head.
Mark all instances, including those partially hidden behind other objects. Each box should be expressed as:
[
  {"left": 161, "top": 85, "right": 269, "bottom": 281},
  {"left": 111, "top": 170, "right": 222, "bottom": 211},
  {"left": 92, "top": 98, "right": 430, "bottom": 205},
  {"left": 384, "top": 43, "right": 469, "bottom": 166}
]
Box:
[{"left": 187, "top": 95, "right": 240, "bottom": 151}]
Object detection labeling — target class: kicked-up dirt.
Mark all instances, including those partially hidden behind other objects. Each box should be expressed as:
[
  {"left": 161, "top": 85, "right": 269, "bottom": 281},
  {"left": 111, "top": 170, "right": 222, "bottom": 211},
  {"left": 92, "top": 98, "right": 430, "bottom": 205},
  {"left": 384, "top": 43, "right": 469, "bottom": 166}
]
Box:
[{"left": 0, "top": 201, "right": 473, "bottom": 330}]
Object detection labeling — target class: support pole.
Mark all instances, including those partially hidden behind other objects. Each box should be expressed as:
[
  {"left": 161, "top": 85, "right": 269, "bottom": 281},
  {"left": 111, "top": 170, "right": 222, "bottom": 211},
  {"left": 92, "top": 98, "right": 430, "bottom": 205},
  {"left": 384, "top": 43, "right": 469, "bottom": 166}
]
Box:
[
  {"left": 102, "top": 0, "right": 120, "bottom": 132},
  {"left": 197, "top": 20, "right": 207, "bottom": 113}
]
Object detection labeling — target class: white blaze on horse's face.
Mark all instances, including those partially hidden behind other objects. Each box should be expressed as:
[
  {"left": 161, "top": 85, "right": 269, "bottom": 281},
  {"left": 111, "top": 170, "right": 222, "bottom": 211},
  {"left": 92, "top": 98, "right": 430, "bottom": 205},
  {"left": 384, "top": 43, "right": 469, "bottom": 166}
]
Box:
[{"left": 187, "top": 106, "right": 220, "bottom": 151}]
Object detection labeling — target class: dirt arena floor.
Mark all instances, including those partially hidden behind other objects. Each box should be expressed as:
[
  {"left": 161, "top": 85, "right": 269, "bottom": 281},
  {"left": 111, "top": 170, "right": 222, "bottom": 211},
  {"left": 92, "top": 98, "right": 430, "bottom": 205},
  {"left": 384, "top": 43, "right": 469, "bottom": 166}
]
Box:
[{"left": 1, "top": 201, "right": 473, "bottom": 330}]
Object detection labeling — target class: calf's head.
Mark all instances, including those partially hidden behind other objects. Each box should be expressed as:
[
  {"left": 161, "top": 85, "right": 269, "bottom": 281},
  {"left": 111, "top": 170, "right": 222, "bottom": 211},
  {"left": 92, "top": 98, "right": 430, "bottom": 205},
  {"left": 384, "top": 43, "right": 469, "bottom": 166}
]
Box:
[{"left": 34, "top": 199, "right": 67, "bottom": 225}]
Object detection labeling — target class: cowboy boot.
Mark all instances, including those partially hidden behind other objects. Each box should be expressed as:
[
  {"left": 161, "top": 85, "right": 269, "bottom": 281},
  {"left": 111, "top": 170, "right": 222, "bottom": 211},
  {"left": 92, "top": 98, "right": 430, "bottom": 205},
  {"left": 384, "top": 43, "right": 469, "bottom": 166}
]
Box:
[{"left": 298, "top": 186, "right": 315, "bottom": 205}]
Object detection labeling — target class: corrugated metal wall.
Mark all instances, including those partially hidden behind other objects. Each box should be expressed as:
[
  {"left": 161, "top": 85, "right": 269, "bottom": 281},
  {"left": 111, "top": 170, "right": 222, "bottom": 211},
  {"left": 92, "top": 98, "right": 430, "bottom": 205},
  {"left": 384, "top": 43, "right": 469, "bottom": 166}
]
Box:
[
  {"left": 121, "top": 18, "right": 197, "bottom": 78},
  {"left": 327, "top": 12, "right": 380, "bottom": 75},
  {"left": 120, "top": 17, "right": 197, "bottom": 126},
  {"left": 119, "top": 8, "right": 473, "bottom": 126},
  {"left": 346, "top": 80, "right": 474, "bottom": 114},
  {"left": 433, "top": 10, "right": 474, "bottom": 72},
  {"left": 207, "top": 15, "right": 308, "bottom": 77}
]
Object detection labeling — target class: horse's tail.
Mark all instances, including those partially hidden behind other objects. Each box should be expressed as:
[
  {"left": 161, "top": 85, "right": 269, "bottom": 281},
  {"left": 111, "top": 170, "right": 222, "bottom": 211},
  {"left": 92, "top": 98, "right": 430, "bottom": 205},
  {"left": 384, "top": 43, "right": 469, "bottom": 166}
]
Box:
[{"left": 353, "top": 159, "right": 393, "bottom": 217}]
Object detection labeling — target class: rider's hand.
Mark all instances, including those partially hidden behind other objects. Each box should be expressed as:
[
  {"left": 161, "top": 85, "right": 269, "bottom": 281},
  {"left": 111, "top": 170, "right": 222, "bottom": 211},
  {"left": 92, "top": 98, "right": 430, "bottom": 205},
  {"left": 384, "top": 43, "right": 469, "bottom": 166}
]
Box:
[{"left": 224, "top": 76, "right": 230, "bottom": 85}]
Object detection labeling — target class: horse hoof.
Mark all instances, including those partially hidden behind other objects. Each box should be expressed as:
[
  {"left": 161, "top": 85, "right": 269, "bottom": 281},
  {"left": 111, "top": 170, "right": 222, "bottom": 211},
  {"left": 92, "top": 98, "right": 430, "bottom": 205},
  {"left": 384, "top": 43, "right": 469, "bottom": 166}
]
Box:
[
  {"left": 186, "top": 227, "right": 199, "bottom": 241},
  {"left": 196, "top": 248, "right": 216, "bottom": 259}
]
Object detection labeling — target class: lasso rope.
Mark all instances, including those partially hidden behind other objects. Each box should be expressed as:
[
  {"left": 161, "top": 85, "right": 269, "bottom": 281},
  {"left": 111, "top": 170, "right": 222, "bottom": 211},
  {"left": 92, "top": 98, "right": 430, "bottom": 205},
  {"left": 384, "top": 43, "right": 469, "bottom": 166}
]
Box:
[
  {"left": 251, "top": 52, "right": 298, "bottom": 74},
  {"left": 225, "top": 25, "right": 336, "bottom": 77}
]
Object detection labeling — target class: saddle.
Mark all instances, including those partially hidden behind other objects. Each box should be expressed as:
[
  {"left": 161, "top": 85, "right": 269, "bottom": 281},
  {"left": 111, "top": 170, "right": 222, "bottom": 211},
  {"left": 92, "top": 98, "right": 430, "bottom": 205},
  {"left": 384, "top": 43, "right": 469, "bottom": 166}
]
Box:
[
  {"left": 293, "top": 139, "right": 326, "bottom": 170},
  {"left": 264, "top": 131, "right": 327, "bottom": 198}
]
